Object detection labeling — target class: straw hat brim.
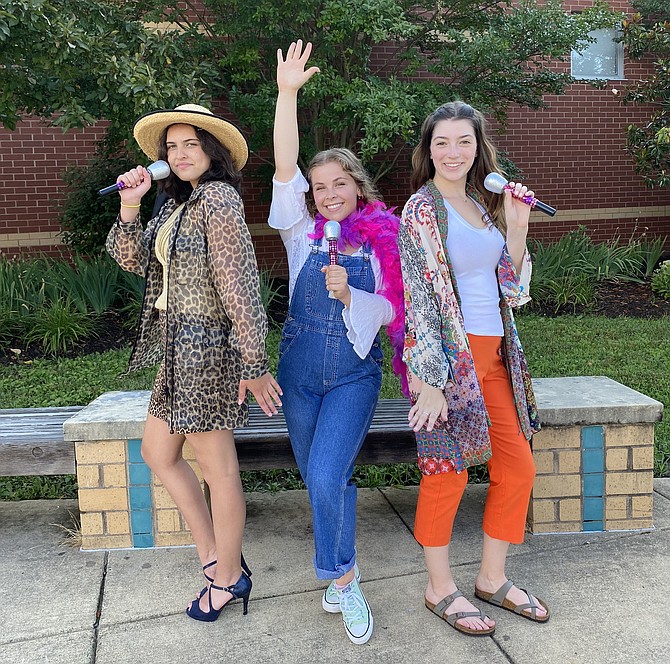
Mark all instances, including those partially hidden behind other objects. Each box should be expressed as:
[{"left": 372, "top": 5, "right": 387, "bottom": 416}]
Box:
[{"left": 133, "top": 108, "right": 248, "bottom": 170}]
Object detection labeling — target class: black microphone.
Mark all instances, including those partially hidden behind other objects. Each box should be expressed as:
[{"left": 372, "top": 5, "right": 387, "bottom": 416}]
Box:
[
  {"left": 484, "top": 172, "right": 557, "bottom": 217},
  {"left": 98, "top": 160, "right": 171, "bottom": 197}
]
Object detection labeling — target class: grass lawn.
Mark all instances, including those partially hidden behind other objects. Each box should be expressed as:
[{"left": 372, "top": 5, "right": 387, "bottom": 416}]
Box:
[{"left": 1, "top": 313, "right": 668, "bottom": 499}]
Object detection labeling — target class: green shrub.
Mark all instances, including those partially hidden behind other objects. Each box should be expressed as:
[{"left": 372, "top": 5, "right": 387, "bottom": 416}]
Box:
[
  {"left": 25, "top": 298, "right": 97, "bottom": 355},
  {"left": 529, "top": 227, "right": 661, "bottom": 311},
  {"left": 651, "top": 260, "right": 670, "bottom": 299},
  {"left": 639, "top": 236, "right": 667, "bottom": 277}
]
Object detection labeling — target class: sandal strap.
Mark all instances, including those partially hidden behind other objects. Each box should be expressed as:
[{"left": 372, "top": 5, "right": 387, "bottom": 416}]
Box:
[
  {"left": 446, "top": 608, "right": 487, "bottom": 626},
  {"left": 514, "top": 587, "right": 540, "bottom": 618},
  {"left": 433, "top": 590, "right": 464, "bottom": 617},
  {"left": 202, "top": 560, "right": 217, "bottom": 583},
  {"left": 490, "top": 579, "right": 515, "bottom": 605}
]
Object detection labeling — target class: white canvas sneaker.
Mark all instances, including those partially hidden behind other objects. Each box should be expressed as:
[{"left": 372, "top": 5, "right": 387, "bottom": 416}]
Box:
[
  {"left": 337, "top": 577, "right": 373, "bottom": 645},
  {"left": 321, "top": 563, "right": 361, "bottom": 613}
]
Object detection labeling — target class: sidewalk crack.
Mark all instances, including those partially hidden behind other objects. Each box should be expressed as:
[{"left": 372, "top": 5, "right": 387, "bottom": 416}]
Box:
[{"left": 91, "top": 551, "right": 109, "bottom": 664}]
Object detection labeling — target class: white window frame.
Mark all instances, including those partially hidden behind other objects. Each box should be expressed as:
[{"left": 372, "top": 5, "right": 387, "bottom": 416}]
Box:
[{"left": 571, "top": 28, "right": 625, "bottom": 80}]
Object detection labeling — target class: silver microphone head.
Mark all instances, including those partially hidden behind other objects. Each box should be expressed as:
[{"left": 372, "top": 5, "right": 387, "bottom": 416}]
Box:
[
  {"left": 147, "top": 160, "right": 171, "bottom": 181},
  {"left": 484, "top": 172, "right": 508, "bottom": 194},
  {"left": 324, "top": 220, "right": 341, "bottom": 241}
]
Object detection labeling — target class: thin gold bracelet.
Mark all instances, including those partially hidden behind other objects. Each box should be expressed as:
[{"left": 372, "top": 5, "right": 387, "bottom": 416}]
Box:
[{"left": 121, "top": 203, "right": 141, "bottom": 209}]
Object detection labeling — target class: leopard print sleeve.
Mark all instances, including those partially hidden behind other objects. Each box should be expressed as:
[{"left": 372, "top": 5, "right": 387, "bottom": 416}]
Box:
[
  {"left": 203, "top": 183, "right": 269, "bottom": 381},
  {"left": 106, "top": 215, "right": 154, "bottom": 277}
]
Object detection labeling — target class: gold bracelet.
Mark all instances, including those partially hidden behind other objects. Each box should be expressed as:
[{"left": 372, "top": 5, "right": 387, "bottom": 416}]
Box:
[{"left": 121, "top": 203, "right": 141, "bottom": 209}]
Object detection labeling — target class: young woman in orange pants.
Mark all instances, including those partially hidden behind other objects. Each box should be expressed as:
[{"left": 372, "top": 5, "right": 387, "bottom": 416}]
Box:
[{"left": 398, "top": 101, "right": 549, "bottom": 636}]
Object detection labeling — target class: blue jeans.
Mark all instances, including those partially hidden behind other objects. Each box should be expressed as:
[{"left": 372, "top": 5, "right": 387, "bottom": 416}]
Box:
[{"left": 278, "top": 246, "right": 382, "bottom": 579}]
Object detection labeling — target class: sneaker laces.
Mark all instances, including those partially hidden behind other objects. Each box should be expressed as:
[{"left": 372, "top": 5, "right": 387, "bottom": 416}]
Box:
[{"left": 339, "top": 584, "right": 368, "bottom": 626}]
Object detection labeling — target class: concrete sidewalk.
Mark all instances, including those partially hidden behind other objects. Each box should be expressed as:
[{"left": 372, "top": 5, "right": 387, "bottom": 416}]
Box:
[{"left": 1, "top": 480, "right": 669, "bottom": 664}]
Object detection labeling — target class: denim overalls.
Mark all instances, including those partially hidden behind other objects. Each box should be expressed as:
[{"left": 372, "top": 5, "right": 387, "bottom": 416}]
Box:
[{"left": 278, "top": 243, "right": 383, "bottom": 580}]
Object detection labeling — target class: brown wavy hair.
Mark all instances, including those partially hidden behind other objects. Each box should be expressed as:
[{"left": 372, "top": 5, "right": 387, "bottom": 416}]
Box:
[
  {"left": 411, "top": 101, "right": 506, "bottom": 232},
  {"left": 305, "top": 148, "right": 380, "bottom": 216},
  {"left": 157, "top": 125, "right": 242, "bottom": 204}
]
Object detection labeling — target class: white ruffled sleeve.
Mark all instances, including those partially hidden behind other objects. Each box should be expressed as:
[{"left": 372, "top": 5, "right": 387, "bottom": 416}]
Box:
[
  {"left": 268, "top": 169, "right": 313, "bottom": 300},
  {"left": 268, "top": 170, "right": 311, "bottom": 236},
  {"left": 341, "top": 263, "right": 394, "bottom": 359}
]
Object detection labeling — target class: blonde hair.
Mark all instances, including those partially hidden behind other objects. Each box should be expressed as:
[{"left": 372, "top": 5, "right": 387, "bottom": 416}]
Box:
[{"left": 306, "top": 148, "right": 379, "bottom": 216}]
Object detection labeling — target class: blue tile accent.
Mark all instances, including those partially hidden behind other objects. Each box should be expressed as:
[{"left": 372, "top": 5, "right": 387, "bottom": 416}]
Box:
[
  {"left": 583, "top": 497, "right": 604, "bottom": 522},
  {"left": 581, "top": 426, "right": 605, "bottom": 532},
  {"left": 129, "top": 486, "right": 152, "bottom": 510},
  {"left": 131, "top": 510, "right": 153, "bottom": 534},
  {"left": 583, "top": 521, "right": 603, "bottom": 532},
  {"left": 129, "top": 463, "right": 151, "bottom": 485},
  {"left": 583, "top": 472, "right": 604, "bottom": 497},
  {"left": 582, "top": 448, "right": 604, "bottom": 474},
  {"left": 133, "top": 533, "right": 154, "bottom": 548},
  {"left": 127, "top": 439, "right": 143, "bottom": 463},
  {"left": 582, "top": 426, "right": 604, "bottom": 449}
]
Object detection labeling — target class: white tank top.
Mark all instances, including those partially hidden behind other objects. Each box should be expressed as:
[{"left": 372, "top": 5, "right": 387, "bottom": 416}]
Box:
[{"left": 444, "top": 199, "right": 504, "bottom": 336}]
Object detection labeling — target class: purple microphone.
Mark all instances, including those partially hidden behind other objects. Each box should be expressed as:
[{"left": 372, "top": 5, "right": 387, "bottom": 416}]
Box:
[
  {"left": 484, "top": 172, "right": 557, "bottom": 217},
  {"left": 98, "top": 160, "right": 171, "bottom": 197}
]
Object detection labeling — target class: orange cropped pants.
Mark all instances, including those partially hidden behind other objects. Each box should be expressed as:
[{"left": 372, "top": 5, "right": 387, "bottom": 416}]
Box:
[{"left": 413, "top": 334, "right": 536, "bottom": 547}]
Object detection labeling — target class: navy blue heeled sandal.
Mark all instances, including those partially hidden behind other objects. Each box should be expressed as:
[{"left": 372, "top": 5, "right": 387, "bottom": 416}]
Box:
[
  {"left": 186, "top": 570, "right": 252, "bottom": 622},
  {"left": 197, "top": 555, "right": 252, "bottom": 599}
]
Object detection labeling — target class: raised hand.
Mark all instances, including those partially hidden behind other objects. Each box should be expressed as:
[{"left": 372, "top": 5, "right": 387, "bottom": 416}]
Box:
[{"left": 276, "top": 40, "right": 320, "bottom": 93}]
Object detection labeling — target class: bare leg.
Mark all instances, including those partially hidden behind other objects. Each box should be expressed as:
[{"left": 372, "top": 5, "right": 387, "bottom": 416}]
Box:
[
  {"left": 141, "top": 415, "right": 216, "bottom": 566},
  {"left": 424, "top": 545, "right": 495, "bottom": 631},
  {"left": 475, "top": 534, "right": 547, "bottom": 618},
  {"left": 187, "top": 429, "right": 246, "bottom": 612},
  {"left": 336, "top": 569, "right": 355, "bottom": 586}
]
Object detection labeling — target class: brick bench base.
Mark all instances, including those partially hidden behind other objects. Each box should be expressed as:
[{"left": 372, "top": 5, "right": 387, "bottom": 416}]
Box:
[{"left": 61, "top": 376, "right": 663, "bottom": 550}]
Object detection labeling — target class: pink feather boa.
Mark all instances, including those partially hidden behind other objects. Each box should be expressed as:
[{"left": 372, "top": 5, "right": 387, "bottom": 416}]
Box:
[{"left": 310, "top": 201, "right": 408, "bottom": 396}]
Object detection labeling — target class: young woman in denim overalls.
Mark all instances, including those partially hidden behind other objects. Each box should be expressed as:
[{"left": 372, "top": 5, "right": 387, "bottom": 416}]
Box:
[{"left": 268, "top": 41, "right": 406, "bottom": 645}]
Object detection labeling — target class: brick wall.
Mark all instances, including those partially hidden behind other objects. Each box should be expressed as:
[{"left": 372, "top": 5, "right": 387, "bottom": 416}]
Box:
[{"left": 2, "top": 0, "right": 668, "bottom": 274}]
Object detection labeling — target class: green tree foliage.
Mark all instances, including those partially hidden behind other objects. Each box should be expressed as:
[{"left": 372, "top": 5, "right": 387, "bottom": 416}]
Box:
[
  {"left": 1, "top": 0, "right": 618, "bottom": 252},
  {"left": 623, "top": 1, "right": 670, "bottom": 188},
  {"left": 2, "top": 0, "right": 617, "bottom": 169},
  {"left": 0, "top": 0, "right": 221, "bottom": 144}
]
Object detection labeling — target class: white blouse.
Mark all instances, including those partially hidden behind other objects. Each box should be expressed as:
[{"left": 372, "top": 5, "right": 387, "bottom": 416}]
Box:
[{"left": 268, "top": 169, "right": 393, "bottom": 358}]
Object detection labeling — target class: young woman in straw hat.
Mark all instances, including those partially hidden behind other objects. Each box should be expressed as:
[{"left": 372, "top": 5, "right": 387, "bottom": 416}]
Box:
[
  {"left": 106, "top": 104, "right": 282, "bottom": 622},
  {"left": 268, "top": 41, "right": 406, "bottom": 645}
]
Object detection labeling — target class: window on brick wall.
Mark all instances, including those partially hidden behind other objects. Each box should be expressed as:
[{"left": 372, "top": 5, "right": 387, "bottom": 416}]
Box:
[{"left": 571, "top": 28, "right": 624, "bottom": 80}]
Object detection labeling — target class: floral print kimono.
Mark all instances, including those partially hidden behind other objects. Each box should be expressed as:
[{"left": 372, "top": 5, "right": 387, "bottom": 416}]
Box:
[{"left": 398, "top": 180, "right": 541, "bottom": 475}]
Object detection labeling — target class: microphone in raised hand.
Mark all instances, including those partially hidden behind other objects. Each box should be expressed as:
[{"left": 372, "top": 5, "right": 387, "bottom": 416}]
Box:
[
  {"left": 98, "top": 160, "right": 171, "bottom": 197},
  {"left": 484, "top": 172, "right": 557, "bottom": 217},
  {"left": 324, "top": 220, "right": 341, "bottom": 299}
]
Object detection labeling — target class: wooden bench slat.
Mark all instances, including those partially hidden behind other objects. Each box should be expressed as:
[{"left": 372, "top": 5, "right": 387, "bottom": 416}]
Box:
[{"left": 0, "top": 401, "right": 413, "bottom": 476}]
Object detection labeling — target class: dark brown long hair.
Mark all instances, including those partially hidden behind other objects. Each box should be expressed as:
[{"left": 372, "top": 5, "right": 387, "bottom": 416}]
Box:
[
  {"left": 157, "top": 126, "right": 242, "bottom": 204},
  {"left": 411, "top": 101, "right": 506, "bottom": 231}
]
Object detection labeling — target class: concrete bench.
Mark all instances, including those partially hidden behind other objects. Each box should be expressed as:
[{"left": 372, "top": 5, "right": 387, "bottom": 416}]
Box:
[{"left": 4, "top": 376, "right": 664, "bottom": 549}]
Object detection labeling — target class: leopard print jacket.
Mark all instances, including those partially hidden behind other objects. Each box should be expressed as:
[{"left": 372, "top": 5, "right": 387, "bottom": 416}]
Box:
[{"left": 106, "top": 180, "right": 269, "bottom": 432}]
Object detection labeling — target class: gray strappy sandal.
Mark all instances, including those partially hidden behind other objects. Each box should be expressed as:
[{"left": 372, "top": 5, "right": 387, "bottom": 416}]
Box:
[
  {"left": 475, "top": 579, "right": 550, "bottom": 623},
  {"left": 425, "top": 590, "right": 495, "bottom": 636}
]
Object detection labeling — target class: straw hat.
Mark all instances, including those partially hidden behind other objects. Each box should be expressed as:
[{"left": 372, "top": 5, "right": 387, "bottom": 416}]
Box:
[{"left": 133, "top": 104, "right": 248, "bottom": 170}]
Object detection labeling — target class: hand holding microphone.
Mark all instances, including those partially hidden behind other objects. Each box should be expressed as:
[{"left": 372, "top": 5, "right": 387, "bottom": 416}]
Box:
[
  {"left": 98, "top": 160, "right": 171, "bottom": 197},
  {"left": 484, "top": 172, "right": 557, "bottom": 217},
  {"left": 323, "top": 221, "right": 347, "bottom": 300}
]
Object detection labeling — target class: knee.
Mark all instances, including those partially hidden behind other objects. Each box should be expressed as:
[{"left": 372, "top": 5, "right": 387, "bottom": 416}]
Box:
[
  {"left": 141, "top": 439, "right": 177, "bottom": 472},
  {"left": 308, "top": 474, "right": 348, "bottom": 507}
]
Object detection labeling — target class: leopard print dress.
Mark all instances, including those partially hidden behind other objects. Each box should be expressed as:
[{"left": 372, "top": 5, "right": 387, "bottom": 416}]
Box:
[{"left": 106, "top": 180, "right": 269, "bottom": 434}]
